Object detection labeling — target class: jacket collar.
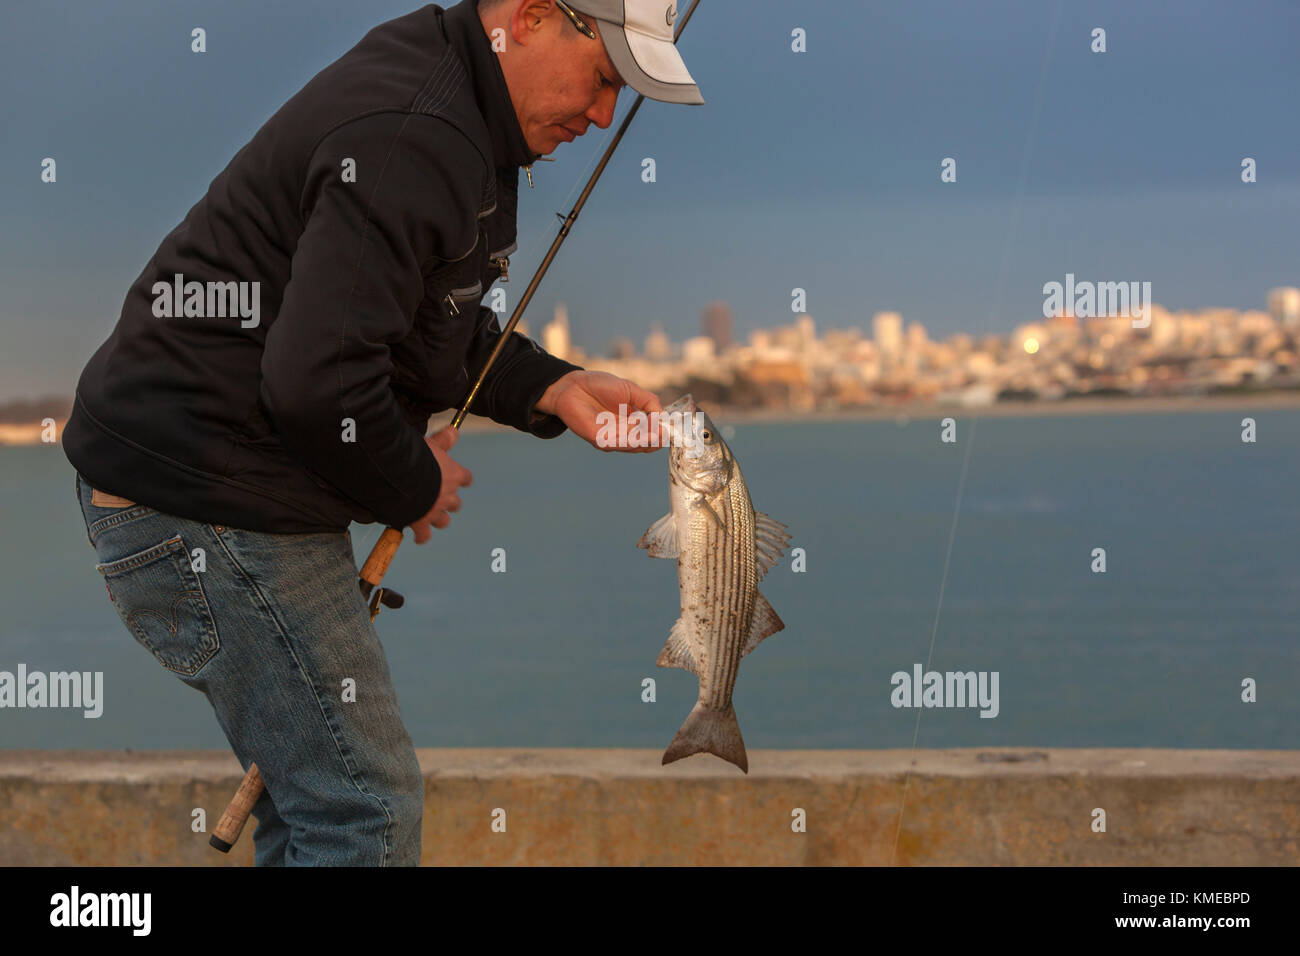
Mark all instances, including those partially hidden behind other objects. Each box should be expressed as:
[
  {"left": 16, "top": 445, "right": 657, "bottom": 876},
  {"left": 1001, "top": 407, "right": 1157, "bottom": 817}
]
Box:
[{"left": 440, "top": 0, "right": 543, "bottom": 170}]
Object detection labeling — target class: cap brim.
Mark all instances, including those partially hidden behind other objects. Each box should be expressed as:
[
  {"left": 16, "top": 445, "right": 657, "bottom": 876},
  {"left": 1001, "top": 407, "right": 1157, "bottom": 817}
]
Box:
[{"left": 595, "top": 18, "right": 704, "bottom": 105}]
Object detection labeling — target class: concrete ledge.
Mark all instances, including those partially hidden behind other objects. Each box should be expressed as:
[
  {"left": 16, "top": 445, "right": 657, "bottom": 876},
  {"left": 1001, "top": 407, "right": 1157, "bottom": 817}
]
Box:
[{"left": 2, "top": 749, "right": 1297, "bottom": 865}]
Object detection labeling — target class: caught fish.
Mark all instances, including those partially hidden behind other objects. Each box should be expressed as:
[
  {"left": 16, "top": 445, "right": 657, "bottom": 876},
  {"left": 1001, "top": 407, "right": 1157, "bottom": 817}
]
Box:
[{"left": 638, "top": 394, "right": 790, "bottom": 772}]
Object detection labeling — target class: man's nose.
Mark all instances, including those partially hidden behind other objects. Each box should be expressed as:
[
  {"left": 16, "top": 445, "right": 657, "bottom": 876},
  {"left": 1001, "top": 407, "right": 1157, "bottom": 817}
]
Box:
[{"left": 584, "top": 87, "right": 619, "bottom": 129}]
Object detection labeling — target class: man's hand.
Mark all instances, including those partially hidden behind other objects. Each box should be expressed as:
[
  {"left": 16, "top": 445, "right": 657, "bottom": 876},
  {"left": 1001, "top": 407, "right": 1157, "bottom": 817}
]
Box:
[
  {"left": 408, "top": 425, "right": 473, "bottom": 544},
  {"left": 535, "top": 370, "right": 664, "bottom": 452}
]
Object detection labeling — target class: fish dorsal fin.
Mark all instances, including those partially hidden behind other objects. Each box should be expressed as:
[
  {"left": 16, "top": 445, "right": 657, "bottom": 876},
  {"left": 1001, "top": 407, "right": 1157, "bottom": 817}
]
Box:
[
  {"left": 637, "top": 512, "right": 678, "bottom": 559},
  {"left": 657, "top": 616, "right": 700, "bottom": 675},
  {"left": 753, "top": 511, "right": 791, "bottom": 579},
  {"left": 741, "top": 591, "right": 784, "bottom": 659}
]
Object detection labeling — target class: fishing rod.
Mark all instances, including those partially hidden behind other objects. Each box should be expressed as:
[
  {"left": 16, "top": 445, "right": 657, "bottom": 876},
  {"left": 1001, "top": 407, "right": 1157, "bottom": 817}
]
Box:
[{"left": 210, "top": 0, "right": 704, "bottom": 855}]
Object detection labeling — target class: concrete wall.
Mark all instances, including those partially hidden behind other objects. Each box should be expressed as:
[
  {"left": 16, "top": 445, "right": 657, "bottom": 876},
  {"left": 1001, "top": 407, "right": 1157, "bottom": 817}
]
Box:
[{"left": 2, "top": 749, "right": 1297, "bottom": 865}]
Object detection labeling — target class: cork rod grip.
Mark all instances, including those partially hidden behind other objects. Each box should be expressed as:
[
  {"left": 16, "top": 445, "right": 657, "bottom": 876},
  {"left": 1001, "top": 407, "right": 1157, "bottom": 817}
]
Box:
[
  {"left": 360, "top": 527, "right": 405, "bottom": 588},
  {"left": 209, "top": 763, "right": 263, "bottom": 853}
]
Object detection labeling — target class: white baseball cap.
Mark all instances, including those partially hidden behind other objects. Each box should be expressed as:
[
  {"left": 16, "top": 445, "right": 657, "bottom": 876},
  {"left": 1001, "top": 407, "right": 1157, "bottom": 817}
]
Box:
[{"left": 563, "top": 0, "right": 704, "bottom": 105}]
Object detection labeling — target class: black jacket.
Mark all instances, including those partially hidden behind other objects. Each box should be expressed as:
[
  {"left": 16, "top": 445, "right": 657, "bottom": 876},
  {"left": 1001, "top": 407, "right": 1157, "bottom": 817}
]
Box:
[{"left": 63, "top": 0, "right": 583, "bottom": 533}]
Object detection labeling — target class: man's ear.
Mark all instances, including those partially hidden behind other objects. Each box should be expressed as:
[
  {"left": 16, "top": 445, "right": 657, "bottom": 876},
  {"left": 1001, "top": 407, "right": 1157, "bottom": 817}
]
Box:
[{"left": 510, "top": 0, "right": 558, "bottom": 46}]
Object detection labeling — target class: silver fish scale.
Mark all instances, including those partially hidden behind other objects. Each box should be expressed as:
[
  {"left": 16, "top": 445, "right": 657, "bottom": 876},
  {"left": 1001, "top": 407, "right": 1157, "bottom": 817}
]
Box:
[{"left": 676, "top": 463, "right": 758, "bottom": 710}]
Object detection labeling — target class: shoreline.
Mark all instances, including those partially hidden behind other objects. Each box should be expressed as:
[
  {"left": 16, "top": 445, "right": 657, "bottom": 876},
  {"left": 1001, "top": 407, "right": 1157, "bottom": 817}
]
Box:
[
  {"left": 714, "top": 389, "right": 1300, "bottom": 425},
  {"left": 2, "top": 392, "right": 1296, "bottom": 446},
  {"left": 436, "top": 389, "right": 1300, "bottom": 433}
]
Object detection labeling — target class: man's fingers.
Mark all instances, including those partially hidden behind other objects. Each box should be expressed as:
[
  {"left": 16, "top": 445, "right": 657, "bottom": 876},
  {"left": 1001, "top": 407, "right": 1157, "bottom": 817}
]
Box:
[
  {"left": 442, "top": 494, "right": 462, "bottom": 513},
  {"left": 432, "top": 511, "right": 451, "bottom": 529},
  {"left": 613, "top": 377, "right": 660, "bottom": 414},
  {"left": 632, "top": 384, "right": 662, "bottom": 414}
]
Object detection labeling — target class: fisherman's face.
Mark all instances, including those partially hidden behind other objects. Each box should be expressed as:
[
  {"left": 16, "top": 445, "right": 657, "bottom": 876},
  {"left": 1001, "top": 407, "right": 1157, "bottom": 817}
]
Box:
[{"left": 486, "top": 0, "right": 626, "bottom": 155}]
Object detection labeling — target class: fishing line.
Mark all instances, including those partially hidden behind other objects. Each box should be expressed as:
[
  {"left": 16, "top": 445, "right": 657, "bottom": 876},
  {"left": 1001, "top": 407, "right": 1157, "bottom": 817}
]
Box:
[
  {"left": 890, "top": 0, "right": 1065, "bottom": 866},
  {"left": 512, "top": 121, "right": 622, "bottom": 322}
]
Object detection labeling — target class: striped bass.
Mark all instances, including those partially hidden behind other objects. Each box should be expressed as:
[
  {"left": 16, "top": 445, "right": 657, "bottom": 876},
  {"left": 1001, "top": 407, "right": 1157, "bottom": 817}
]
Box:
[{"left": 638, "top": 394, "right": 790, "bottom": 772}]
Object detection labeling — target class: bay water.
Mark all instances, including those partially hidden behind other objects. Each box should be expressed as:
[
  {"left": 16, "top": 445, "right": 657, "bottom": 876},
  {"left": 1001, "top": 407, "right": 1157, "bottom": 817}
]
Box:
[{"left": 1, "top": 407, "right": 1295, "bottom": 751}]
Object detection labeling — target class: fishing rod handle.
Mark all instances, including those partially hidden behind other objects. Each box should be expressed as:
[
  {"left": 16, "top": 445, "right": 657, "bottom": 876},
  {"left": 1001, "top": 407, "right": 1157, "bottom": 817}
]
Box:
[
  {"left": 209, "top": 762, "right": 263, "bottom": 852},
  {"left": 360, "top": 527, "right": 405, "bottom": 589}
]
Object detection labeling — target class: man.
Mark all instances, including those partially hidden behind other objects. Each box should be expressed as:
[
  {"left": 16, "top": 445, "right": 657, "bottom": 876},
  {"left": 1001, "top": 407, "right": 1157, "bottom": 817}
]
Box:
[{"left": 62, "top": 0, "right": 703, "bottom": 866}]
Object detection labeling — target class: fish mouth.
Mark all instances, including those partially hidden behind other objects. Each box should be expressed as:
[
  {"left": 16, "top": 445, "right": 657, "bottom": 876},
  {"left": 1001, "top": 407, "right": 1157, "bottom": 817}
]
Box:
[
  {"left": 663, "top": 393, "right": 697, "bottom": 415},
  {"left": 659, "top": 394, "right": 699, "bottom": 448}
]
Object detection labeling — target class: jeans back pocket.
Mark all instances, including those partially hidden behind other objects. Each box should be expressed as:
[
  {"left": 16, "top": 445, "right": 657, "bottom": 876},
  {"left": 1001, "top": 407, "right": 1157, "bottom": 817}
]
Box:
[{"left": 96, "top": 535, "right": 221, "bottom": 676}]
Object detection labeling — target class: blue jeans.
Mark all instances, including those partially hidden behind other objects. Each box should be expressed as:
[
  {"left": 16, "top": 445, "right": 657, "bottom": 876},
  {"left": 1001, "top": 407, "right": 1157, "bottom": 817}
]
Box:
[{"left": 75, "top": 472, "right": 423, "bottom": 865}]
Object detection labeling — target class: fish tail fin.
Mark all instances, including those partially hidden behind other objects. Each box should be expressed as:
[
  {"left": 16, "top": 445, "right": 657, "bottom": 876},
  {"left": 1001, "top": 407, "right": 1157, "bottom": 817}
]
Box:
[{"left": 662, "top": 701, "right": 748, "bottom": 773}]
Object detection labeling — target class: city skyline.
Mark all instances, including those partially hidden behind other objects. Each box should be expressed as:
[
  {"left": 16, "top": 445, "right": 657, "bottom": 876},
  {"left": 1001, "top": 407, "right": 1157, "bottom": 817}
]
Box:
[
  {"left": 2, "top": 0, "right": 1298, "bottom": 400},
  {"left": 481, "top": 283, "right": 1300, "bottom": 415},
  {"left": 533, "top": 284, "right": 1300, "bottom": 359},
  {"left": 3, "top": 283, "right": 1297, "bottom": 443}
]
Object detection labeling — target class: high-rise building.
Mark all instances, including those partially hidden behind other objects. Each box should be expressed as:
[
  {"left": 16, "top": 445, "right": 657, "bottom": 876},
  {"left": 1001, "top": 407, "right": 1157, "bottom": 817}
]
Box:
[
  {"left": 542, "top": 303, "right": 571, "bottom": 361},
  {"left": 873, "top": 311, "right": 903, "bottom": 357},
  {"left": 701, "top": 301, "right": 733, "bottom": 353},
  {"left": 1267, "top": 287, "right": 1300, "bottom": 328}
]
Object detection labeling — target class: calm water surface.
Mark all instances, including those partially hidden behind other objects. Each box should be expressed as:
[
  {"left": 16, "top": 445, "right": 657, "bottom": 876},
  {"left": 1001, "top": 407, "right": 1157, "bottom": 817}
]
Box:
[{"left": 1, "top": 408, "right": 1296, "bottom": 750}]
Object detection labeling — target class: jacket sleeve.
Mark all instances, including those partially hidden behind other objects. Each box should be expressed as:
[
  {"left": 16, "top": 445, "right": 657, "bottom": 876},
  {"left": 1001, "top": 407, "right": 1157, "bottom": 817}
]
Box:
[
  {"left": 260, "top": 112, "right": 482, "bottom": 529},
  {"left": 459, "top": 306, "right": 584, "bottom": 438}
]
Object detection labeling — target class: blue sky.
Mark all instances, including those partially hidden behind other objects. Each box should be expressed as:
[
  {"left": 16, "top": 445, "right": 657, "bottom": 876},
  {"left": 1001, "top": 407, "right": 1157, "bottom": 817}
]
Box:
[{"left": 2, "top": 0, "right": 1298, "bottom": 399}]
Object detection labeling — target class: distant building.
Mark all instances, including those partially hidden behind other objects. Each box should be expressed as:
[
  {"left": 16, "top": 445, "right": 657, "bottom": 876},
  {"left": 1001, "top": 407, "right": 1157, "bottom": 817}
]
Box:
[
  {"left": 873, "top": 311, "right": 903, "bottom": 358},
  {"left": 701, "top": 302, "right": 734, "bottom": 353},
  {"left": 542, "top": 303, "right": 571, "bottom": 361},
  {"left": 1147, "top": 306, "right": 1178, "bottom": 350},
  {"left": 645, "top": 321, "right": 671, "bottom": 361},
  {"left": 906, "top": 321, "right": 928, "bottom": 350},
  {"left": 772, "top": 325, "right": 803, "bottom": 351},
  {"left": 608, "top": 337, "right": 636, "bottom": 360},
  {"left": 682, "top": 336, "right": 716, "bottom": 364},
  {"left": 744, "top": 359, "right": 812, "bottom": 410},
  {"left": 1268, "top": 287, "right": 1300, "bottom": 327},
  {"left": 796, "top": 314, "right": 816, "bottom": 351}
]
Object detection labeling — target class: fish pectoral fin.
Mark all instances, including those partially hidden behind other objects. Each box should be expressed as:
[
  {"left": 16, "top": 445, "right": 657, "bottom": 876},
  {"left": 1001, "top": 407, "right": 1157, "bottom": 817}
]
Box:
[
  {"left": 753, "top": 511, "right": 792, "bottom": 579},
  {"left": 693, "top": 496, "right": 726, "bottom": 531},
  {"left": 637, "top": 512, "right": 679, "bottom": 559},
  {"left": 740, "top": 591, "right": 785, "bottom": 659},
  {"left": 656, "top": 616, "right": 700, "bottom": 675}
]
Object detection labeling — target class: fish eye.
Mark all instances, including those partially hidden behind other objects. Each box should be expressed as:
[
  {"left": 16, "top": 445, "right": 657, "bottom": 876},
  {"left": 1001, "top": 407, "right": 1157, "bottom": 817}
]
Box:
[{"left": 701, "top": 429, "right": 712, "bottom": 442}]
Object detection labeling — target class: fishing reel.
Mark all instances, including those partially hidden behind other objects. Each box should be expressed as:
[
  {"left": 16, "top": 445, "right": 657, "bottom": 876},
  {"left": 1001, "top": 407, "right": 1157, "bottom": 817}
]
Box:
[{"left": 359, "top": 579, "right": 405, "bottom": 619}]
